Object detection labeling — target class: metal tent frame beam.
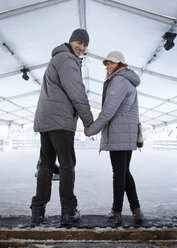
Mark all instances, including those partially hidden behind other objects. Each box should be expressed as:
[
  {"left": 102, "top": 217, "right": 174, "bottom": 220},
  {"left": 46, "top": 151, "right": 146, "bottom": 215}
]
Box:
[
  {"left": 0, "top": 63, "right": 48, "bottom": 79},
  {"left": 87, "top": 53, "right": 177, "bottom": 83},
  {"left": 1, "top": 0, "right": 176, "bottom": 26},
  {"left": 0, "top": 0, "right": 70, "bottom": 20},
  {"left": 88, "top": 77, "right": 177, "bottom": 122},
  {"left": 153, "top": 118, "right": 177, "bottom": 128},
  {"left": 0, "top": 107, "right": 33, "bottom": 123},
  {"left": 93, "top": 2, "right": 177, "bottom": 86},
  {"left": 94, "top": 0, "right": 177, "bottom": 25},
  {"left": 0, "top": 0, "right": 177, "bottom": 127},
  {"left": 0, "top": 118, "right": 22, "bottom": 127},
  {"left": 78, "top": 0, "right": 86, "bottom": 29},
  {"left": 0, "top": 96, "right": 34, "bottom": 115},
  {"left": 6, "top": 90, "right": 40, "bottom": 101},
  {"left": 1, "top": 53, "right": 177, "bottom": 83},
  {"left": 88, "top": 77, "right": 177, "bottom": 106}
]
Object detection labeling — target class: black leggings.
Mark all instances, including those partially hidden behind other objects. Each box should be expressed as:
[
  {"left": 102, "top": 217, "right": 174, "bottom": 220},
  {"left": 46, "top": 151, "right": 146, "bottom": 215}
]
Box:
[{"left": 109, "top": 151, "right": 140, "bottom": 212}]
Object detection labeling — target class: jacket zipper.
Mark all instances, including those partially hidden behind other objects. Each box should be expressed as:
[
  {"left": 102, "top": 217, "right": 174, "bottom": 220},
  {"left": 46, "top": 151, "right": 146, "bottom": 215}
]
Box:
[{"left": 107, "top": 121, "right": 111, "bottom": 144}]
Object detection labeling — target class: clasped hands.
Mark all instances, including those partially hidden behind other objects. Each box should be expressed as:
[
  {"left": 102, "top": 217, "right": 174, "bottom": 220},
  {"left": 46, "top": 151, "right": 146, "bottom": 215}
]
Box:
[{"left": 84, "top": 127, "right": 88, "bottom": 136}]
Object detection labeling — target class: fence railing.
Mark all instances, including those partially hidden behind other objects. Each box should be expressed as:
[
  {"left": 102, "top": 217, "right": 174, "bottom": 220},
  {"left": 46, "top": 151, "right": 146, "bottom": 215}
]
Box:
[
  {"left": 0, "top": 139, "right": 40, "bottom": 151},
  {"left": 0, "top": 139, "right": 99, "bottom": 151},
  {"left": 151, "top": 140, "right": 177, "bottom": 150}
]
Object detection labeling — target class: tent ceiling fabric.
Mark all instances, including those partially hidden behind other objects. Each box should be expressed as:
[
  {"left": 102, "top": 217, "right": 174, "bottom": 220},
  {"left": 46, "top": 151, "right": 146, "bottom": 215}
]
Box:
[{"left": 0, "top": 0, "right": 177, "bottom": 128}]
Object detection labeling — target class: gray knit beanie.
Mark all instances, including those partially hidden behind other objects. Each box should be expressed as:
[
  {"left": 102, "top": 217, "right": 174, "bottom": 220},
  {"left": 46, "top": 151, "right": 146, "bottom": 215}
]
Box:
[{"left": 69, "top": 29, "right": 89, "bottom": 46}]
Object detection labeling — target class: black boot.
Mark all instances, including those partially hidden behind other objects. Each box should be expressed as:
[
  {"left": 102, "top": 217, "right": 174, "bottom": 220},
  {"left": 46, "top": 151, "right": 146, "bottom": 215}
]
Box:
[
  {"left": 31, "top": 205, "right": 46, "bottom": 227},
  {"left": 61, "top": 209, "right": 81, "bottom": 226}
]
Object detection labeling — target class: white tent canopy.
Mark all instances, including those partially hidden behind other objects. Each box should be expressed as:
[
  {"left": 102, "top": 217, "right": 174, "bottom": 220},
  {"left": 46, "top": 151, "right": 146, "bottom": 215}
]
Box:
[{"left": 0, "top": 0, "right": 177, "bottom": 128}]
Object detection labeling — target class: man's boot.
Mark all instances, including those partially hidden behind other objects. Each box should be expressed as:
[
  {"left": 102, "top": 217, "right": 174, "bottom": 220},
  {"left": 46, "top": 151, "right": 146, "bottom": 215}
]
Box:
[
  {"left": 61, "top": 209, "right": 81, "bottom": 226},
  {"left": 31, "top": 205, "right": 46, "bottom": 227}
]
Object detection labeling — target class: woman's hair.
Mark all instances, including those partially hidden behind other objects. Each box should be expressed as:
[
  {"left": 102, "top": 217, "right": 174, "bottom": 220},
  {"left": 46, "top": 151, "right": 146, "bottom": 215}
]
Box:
[{"left": 106, "top": 62, "right": 128, "bottom": 79}]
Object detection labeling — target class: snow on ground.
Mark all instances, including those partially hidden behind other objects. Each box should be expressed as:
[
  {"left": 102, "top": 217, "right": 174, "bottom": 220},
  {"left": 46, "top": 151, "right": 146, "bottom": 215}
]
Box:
[{"left": 0, "top": 147, "right": 177, "bottom": 218}]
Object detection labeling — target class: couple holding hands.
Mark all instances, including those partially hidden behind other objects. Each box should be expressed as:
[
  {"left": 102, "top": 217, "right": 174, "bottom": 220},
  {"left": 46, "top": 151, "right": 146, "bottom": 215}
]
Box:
[{"left": 30, "top": 29, "right": 143, "bottom": 227}]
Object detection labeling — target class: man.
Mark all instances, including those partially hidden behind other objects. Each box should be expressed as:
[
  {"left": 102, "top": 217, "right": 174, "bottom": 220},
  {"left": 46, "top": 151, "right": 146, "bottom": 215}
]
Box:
[{"left": 31, "top": 29, "right": 93, "bottom": 227}]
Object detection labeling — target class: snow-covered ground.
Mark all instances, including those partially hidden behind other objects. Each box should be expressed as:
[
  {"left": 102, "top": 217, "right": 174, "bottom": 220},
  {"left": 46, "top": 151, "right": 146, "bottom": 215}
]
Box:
[{"left": 0, "top": 147, "right": 177, "bottom": 218}]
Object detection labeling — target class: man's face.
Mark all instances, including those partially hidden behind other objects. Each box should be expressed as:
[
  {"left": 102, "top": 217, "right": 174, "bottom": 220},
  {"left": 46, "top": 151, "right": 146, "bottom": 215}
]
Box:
[{"left": 70, "top": 41, "right": 87, "bottom": 57}]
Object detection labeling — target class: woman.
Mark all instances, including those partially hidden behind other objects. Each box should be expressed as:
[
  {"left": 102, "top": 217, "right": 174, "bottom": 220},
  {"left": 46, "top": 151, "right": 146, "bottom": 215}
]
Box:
[{"left": 86, "top": 51, "right": 143, "bottom": 224}]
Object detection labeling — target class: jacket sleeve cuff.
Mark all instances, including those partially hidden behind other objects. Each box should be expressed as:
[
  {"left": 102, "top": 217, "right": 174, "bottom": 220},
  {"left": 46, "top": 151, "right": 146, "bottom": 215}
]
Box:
[{"left": 86, "top": 128, "right": 95, "bottom": 137}]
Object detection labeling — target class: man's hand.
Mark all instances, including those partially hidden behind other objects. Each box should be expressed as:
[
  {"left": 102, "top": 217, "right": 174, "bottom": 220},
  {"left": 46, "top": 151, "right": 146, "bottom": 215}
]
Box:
[{"left": 84, "top": 127, "right": 88, "bottom": 136}]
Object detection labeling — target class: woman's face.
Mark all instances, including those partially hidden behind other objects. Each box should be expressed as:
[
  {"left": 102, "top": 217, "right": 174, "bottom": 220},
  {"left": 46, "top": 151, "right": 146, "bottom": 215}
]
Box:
[{"left": 105, "top": 61, "right": 118, "bottom": 75}]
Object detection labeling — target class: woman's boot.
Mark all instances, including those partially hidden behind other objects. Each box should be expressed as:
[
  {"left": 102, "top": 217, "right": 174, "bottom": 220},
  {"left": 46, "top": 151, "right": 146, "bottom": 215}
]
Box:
[
  {"left": 132, "top": 208, "right": 144, "bottom": 224},
  {"left": 107, "top": 211, "right": 122, "bottom": 224}
]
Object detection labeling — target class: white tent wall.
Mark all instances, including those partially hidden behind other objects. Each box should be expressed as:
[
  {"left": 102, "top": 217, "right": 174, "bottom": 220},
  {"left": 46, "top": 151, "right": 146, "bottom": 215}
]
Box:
[
  {"left": 87, "top": 1, "right": 169, "bottom": 67},
  {"left": 0, "top": 0, "right": 177, "bottom": 129},
  {"left": 114, "top": 0, "right": 177, "bottom": 17}
]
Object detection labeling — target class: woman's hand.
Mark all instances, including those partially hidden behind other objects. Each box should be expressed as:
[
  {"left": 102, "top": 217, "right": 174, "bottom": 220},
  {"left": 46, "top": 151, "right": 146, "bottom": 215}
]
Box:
[{"left": 84, "top": 127, "right": 88, "bottom": 136}]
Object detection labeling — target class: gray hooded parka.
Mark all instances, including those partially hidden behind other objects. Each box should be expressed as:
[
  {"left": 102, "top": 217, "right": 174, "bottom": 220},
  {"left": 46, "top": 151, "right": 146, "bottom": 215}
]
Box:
[
  {"left": 34, "top": 44, "right": 93, "bottom": 132},
  {"left": 87, "top": 67, "right": 140, "bottom": 151}
]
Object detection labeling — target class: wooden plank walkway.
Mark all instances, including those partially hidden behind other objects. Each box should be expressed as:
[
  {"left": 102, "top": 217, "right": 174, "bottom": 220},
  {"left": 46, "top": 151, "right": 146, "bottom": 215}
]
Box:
[
  {"left": 0, "top": 215, "right": 177, "bottom": 247},
  {"left": 0, "top": 215, "right": 177, "bottom": 229},
  {"left": 0, "top": 229, "right": 177, "bottom": 247}
]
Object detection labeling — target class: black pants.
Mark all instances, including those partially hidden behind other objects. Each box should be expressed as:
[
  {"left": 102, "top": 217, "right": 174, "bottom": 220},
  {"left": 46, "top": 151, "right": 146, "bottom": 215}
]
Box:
[
  {"left": 109, "top": 151, "right": 140, "bottom": 212},
  {"left": 31, "top": 130, "right": 77, "bottom": 211}
]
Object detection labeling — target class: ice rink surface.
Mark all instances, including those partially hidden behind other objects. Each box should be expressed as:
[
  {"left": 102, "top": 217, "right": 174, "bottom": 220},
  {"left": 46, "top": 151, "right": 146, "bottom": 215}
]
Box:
[{"left": 0, "top": 147, "right": 177, "bottom": 218}]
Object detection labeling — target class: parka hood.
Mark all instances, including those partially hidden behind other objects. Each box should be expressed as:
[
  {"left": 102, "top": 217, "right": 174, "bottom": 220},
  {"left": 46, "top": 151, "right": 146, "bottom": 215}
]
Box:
[
  {"left": 111, "top": 67, "right": 141, "bottom": 87},
  {"left": 51, "top": 43, "right": 70, "bottom": 57}
]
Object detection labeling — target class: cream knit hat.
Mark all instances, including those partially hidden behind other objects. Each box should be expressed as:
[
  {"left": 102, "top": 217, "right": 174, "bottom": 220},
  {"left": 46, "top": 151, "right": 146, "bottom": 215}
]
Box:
[{"left": 103, "top": 51, "right": 125, "bottom": 65}]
